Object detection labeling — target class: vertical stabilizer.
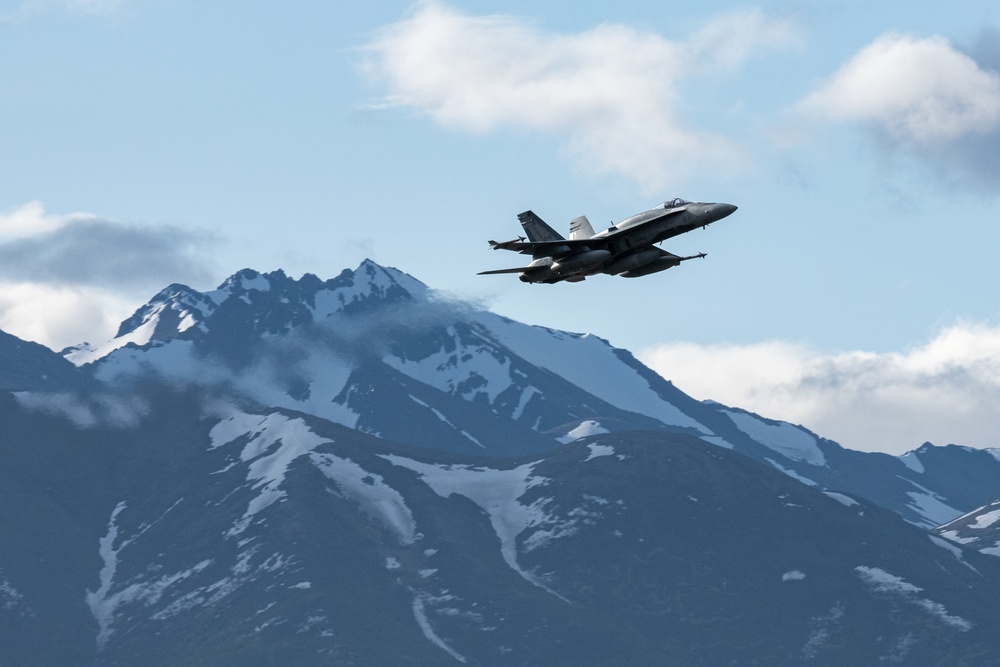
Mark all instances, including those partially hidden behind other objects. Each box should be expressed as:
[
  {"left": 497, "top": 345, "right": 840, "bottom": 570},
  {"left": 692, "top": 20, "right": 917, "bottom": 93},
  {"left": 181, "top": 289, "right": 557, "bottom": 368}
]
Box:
[
  {"left": 517, "top": 211, "right": 565, "bottom": 243},
  {"left": 569, "top": 216, "right": 595, "bottom": 240}
]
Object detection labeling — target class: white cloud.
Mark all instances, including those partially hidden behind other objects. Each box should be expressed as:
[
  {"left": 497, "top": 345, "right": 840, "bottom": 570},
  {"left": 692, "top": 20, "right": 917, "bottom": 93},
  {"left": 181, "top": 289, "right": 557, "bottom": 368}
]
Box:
[
  {"left": 0, "top": 200, "right": 82, "bottom": 241},
  {"left": 639, "top": 323, "right": 1000, "bottom": 455},
  {"left": 0, "top": 281, "right": 135, "bottom": 350},
  {"left": 0, "top": 201, "right": 216, "bottom": 350},
  {"left": 800, "top": 33, "right": 1000, "bottom": 145},
  {"left": 361, "top": 3, "right": 798, "bottom": 190}
]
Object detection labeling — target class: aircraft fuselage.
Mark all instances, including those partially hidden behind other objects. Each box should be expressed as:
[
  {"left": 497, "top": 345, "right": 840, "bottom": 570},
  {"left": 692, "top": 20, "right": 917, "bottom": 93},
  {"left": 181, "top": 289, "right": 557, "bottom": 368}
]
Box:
[
  {"left": 479, "top": 199, "right": 737, "bottom": 284},
  {"left": 482, "top": 199, "right": 736, "bottom": 283}
]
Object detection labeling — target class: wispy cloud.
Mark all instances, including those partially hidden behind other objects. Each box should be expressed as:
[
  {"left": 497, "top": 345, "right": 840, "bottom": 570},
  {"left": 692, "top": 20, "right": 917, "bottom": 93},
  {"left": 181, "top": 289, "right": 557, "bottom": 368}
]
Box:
[
  {"left": 799, "top": 32, "right": 1000, "bottom": 188},
  {"left": 0, "top": 201, "right": 216, "bottom": 349},
  {"left": 0, "top": 201, "right": 213, "bottom": 290},
  {"left": 639, "top": 323, "right": 1000, "bottom": 455},
  {"left": 0, "top": 200, "right": 77, "bottom": 241},
  {"left": 360, "top": 2, "right": 799, "bottom": 191}
]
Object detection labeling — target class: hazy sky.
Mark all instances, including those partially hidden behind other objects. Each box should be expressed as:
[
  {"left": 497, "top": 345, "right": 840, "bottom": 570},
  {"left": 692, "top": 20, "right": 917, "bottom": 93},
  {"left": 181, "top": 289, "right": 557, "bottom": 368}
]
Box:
[{"left": 2, "top": 0, "right": 1000, "bottom": 454}]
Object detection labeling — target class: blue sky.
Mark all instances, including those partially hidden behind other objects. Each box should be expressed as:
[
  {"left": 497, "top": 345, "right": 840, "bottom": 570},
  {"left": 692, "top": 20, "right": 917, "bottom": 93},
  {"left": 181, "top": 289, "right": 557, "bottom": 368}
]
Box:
[{"left": 2, "top": 0, "right": 1000, "bottom": 453}]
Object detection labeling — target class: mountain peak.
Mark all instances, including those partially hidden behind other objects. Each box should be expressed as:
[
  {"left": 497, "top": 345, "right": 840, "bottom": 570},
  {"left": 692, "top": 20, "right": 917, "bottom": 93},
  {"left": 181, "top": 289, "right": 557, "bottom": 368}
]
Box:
[
  {"left": 114, "top": 282, "right": 216, "bottom": 339},
  {"left": 68, "top": 261, "right": 429, "bottom": 365},
  {"left": 213, "top": 268, "right": 297, "bottom": 299},
  {"left": 324, "top": 259, "right": 428, "bottom": 311}
]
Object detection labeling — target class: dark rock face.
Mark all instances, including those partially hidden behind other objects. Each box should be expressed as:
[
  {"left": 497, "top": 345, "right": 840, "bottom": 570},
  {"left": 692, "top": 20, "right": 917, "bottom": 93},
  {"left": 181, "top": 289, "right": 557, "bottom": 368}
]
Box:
[{"left": 0, "top": 328, "right": 86, "bottom": 391}]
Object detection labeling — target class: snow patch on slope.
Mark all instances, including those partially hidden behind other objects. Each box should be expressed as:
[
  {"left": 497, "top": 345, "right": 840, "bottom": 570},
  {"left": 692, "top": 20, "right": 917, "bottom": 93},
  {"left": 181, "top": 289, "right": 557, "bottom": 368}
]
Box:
[
  {"left": 211, "top": 412, "right": 331, "bottom": 536},
  {"left": 409, "top": 395, "right": 485, "bottom": 449},
  {"left": 412, "top": 594, "right": 467, "bottom": 663},
  {"left": 87, "top": 502, "right": 127, "bottom": 649},
  {"left": 311, "top": 451, "right": 416, "bottom": 544},
  {"left": 898, "top": 450, "right": 925, "bottom": 473},
  {"left": 385, "top": 326, "right": 514, "bottom": 404},
  {"left": 901, "top": 478, "right": 962, "bottom": 528},
  {"left": 935, "top": 501, "right": 1000, "bottom": 559},
  {"left": 150, "top": 548, "right": 290, "bottom": 620},
  {"left": 0, "top": 571, "right": 24, "bottom": 611},
  {"left": 66, "top": 309, "right": 161, "bottom": 365},
  {"left": 559, "top": 420, "right": 610, "bottom": 444},
  {"left": 766, "top": 458, "right": 817, "bottom": 487},
  {"left": 86, "top": 502, "right": 212, "bottom": 650},
  {"left": 211, "top": 409, "right": 417, "bottom": 544},
  {"left": 700, "top": 435, "right": 735, "bottom": 449},
  {"left": 968, "top": 509, "right": 1000, "bottom": 530},
  {"left": 823, "top": 491, "right": 859, "bottom": 507},
  {"left": 382, "top": 455, "right": 567, "bottom": 600},
  {"left": 928, "top": 535, "right": 979, "bottom": 574},
  {"left": 725, "top": 410, "right": 826, "bottom": 466},
  {"left": 854, "top": 566, "right": 972, "bottom": 631},
  {"left": 478, "top": 314, "right": 706, "bottom": 432},
  {"left": 584, "top": 442, "right": 615, "bottom": 460},
  {"left": 511, "top": 386, "right": 540, "bottom": 420}
]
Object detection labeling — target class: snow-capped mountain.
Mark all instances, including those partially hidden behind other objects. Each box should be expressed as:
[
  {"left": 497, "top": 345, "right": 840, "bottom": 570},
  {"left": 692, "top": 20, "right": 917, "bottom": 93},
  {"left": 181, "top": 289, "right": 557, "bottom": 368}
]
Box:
[
  {"left": 55, "top": 260, "right": 1000, "bottom": 527},
  {"left": 4, "top": 259, "right": 1000, "bottom": 664}
]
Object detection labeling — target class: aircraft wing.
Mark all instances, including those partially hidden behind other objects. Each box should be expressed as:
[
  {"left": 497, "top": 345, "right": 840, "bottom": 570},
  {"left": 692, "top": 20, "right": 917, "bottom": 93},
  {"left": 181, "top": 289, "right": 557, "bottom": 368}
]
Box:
[{"left": 477, "top": 266, "right": 540, "bottom": 275}]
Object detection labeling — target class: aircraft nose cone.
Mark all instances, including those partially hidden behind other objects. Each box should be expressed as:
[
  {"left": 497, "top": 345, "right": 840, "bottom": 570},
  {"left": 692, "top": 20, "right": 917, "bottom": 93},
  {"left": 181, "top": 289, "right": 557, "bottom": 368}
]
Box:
[
  {"left": 698, "top": 202, "right": 736, "bottom": 224},
  {"left": 713, "top": 203, "right": 737, "bottom": 219}
]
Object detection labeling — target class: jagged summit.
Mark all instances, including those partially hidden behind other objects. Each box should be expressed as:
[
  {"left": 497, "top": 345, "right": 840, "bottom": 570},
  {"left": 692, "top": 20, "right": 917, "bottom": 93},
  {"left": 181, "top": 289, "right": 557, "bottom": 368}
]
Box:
[{"left": 65, "top": 260, "right": 427, "bottom": 366}]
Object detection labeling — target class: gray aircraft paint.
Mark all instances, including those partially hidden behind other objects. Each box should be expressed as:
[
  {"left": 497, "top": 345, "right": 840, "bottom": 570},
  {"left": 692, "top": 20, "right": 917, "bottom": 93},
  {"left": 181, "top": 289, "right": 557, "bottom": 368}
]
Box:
[{"left": 480, "top": 199, "right": 737, "bottom": 283}]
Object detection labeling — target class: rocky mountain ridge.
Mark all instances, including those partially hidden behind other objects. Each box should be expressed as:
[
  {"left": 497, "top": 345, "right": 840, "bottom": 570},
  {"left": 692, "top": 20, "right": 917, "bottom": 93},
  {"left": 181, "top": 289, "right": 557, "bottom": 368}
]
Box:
[
  {"left": 54, "top": 260, "right": 1000, "bottom": 530},
  {"left": 3, "top": 259, "right": 1000, "bottom": 664}
]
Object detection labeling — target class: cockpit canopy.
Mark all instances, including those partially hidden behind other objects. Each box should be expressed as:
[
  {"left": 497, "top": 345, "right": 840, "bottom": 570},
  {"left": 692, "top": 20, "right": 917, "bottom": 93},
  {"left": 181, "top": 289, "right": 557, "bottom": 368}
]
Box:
[{"left": 657, "top": 198, "right": 691, "bottom": 209}]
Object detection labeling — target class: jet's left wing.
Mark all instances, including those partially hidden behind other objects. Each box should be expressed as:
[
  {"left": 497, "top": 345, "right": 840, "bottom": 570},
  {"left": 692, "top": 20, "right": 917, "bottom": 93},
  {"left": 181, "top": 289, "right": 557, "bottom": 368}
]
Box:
[
  {"left": 477, "top": 266, "right": 537, "bottom": 275},
  {"left": 477, "top": 257, "right": 554, "bottom": 275}
]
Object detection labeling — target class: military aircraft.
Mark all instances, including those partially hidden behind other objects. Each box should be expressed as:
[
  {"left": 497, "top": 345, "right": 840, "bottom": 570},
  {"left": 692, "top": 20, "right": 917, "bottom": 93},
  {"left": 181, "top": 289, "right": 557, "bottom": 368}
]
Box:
[{"left": 478, "top": 198, "right": 737, "bottom": 283}]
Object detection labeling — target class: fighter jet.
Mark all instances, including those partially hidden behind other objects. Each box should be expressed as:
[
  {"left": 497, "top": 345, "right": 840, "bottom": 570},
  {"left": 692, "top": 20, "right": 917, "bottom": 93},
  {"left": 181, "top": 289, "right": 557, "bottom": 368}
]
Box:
[{"left": 478, "top": 198, "right": 737, "bottom": 283}]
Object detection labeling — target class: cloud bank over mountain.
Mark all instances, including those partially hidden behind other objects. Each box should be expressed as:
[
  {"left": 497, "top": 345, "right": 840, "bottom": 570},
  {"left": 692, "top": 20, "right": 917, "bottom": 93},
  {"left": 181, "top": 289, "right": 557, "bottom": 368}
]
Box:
[
  {"left": 640, "top": 322, "right": 1000, "bottom": 455},
  {"left": 0, "top": 201, "right": 215, "bottom": 349}
]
